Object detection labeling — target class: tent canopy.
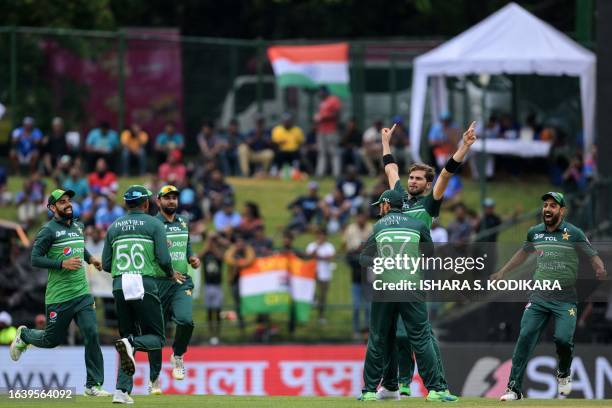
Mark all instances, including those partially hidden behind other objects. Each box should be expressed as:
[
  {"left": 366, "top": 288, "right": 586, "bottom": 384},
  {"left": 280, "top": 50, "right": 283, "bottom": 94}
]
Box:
[{"left": 409, "top": 2, "right": 596, "bottom": 162}]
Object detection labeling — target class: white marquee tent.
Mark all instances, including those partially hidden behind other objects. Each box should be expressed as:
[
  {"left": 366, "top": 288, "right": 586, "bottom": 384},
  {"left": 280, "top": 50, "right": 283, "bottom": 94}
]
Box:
[{"left": 409, "top": 2, "right": 596, "bottom": 162}]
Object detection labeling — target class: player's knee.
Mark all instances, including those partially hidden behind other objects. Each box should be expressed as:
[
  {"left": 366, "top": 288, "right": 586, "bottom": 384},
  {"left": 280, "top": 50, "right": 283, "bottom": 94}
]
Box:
[
  {"left": 553, "top": 336, "right": 573, "bottom": 349},
  {"left": 175, "top": 318, "right": 194, "bottom": 328}
]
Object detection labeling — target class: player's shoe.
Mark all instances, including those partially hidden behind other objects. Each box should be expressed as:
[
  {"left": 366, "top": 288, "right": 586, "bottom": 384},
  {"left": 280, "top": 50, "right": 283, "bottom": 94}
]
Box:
[
  {"left": 426, "top": 390, "right": 459, "bottom": 402},
  {"left": 9, "top": 326, "right": 28, "bottom": 361},
  {"left": 557, "top": 372, "right": 572, "bottom": 396},
  {"left": 112, "top": 389, "right": 134, "bottom": 404},
  {"left": 115, "top": 338, "right": 136, "bottom": 376},
  {"left": 149, "top": 377, "right": 162, "bottom": 395},
  {"left": 376, "top": 386, "right": 400, "bottom": 400},
  {"left": 399, "top": 383, "right": 411, "bottom": 396},
  {"left": 84, "top": 385, "right": 112, "bottom": 397},
  {"left": 358, "top": 391, "right": 377, "bottom": 401},
  {"left": 171, "top": 354, "right": 185, "bottom": 380},
  {"left": 500, "top": 388, "right": 523, "bottom": 401}
]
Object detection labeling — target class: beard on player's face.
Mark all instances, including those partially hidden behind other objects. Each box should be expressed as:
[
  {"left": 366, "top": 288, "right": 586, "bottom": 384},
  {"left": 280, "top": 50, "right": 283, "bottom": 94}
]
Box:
[
  {"left": 55, "top": 204, "right": 73, "bottom": 219},
  {"left": 542, "top": 207, "right": 561, "bottom": 226},
  {"left": 161, "top": 205, "right": 177, "bottom": 215}
]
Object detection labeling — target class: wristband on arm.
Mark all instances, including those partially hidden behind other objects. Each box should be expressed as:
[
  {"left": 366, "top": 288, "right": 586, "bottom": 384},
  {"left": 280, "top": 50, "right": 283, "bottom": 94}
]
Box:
[
  {"left": 444, "top": 157, "right": 461, "bottom": 173},
  {"left": 382, "top": 154, "right": 396, "bottom": 166}
]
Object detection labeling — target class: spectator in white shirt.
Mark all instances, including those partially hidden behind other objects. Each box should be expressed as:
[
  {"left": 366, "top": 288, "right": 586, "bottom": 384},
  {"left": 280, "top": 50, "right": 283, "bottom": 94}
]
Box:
[
  {"left": 430, "top": 219, "right": 448, "bottom": 243},
  {"left": 306, "top": 228, "right": 336, "bottom": 324}
]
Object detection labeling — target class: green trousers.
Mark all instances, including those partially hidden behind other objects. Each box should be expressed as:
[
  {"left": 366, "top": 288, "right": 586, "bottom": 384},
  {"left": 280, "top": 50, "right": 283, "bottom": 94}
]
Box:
[
  {"left": 381, "top": 317, "right": 448, "bottom": 390},
  {"left": 148, "top": 276, "right": 195, "bottom": 382},
  {"left": 113, "top": 276, "right": 166, "bottom": 393},
  {"left": 20, "top": 294, "right": 104, "bottom": 388},
  {"left": 362, "top": 301, "right": 445, "bottom": 393},
  {"left": 507, "top": 301, "right": 577, "bottom": 394}
]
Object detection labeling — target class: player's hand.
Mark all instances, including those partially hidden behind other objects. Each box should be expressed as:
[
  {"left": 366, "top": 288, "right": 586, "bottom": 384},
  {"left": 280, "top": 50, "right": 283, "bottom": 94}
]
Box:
[
  {"left": 189, "top": 256, "right": 201, "bottom": 269},
  {"left": 171, "top": 271, "right": 186, "bottom": 284},
  {"left": 490, "top": 271, "right": 503, "bottom": 281},
  {"left": 595, "top": 268, "right": 607, "bottom": 280},
  {"left": 63, "top": 257, "right": 82, "bottom": 270},
  {"left": 90, "top": 256, "right": 102, "bottom": 271},
  {"left": 381, "top": 124, "right": 397, "bottom": 145},
  {"left": 462, "top": 121, "right": 477, "bottom": 147}
]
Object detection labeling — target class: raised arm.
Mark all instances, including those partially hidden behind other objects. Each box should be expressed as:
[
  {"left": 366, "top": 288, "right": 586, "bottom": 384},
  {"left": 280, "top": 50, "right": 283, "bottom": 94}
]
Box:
[
  {"left": 432, "top": 121, "right": 476, "bottom": 200},
  {"left": 490, "top": 248, "right": 529, "bottom": 281},
  {"left": 381, "top": 124, "right": 400, "bottom": 188}
]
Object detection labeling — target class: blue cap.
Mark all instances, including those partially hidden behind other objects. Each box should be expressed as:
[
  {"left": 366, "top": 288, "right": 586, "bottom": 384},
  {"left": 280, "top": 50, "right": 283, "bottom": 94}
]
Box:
[{"left": 123, "top": 185, "right": 153, "bottom": 202}]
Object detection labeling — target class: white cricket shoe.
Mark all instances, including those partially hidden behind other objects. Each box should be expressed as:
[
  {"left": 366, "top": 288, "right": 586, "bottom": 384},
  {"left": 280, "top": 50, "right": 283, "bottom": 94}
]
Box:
[
  {"left": 171, "top": 354, "right": 185, "bottom": 380},
  {"left": 84, "top": 385, "right": 112, "bottom": 397},
  {"left": 9, "top": 326, "right": 28, "bottom": 361},
  {"left": 500, "top": 388, "right": 522, "bottom": 401},
  {"left": 376, "top": 386, "right": 400, "bottom": 400},
  {"left": 557, "top": 373, "right": 572, "bottom": 396},
  {"left": 148, "top": 377, "right": 162, "bottom": 395},
  {"left": 114, "top": 338, "right": 136, "bottom": 376},
  {"left": 112, "top": 390, "right": 134, "bottom": 404}
]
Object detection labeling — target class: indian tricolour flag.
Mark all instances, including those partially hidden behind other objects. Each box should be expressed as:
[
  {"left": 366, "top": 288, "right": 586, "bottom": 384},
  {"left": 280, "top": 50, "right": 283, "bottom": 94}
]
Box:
[
  {"left": 288, "top": 254, "right": 317, "bottom": 322},
  {"left": 239, "top": 255, "right": 291, "bottom": 315},
  {"left": 267, "top": 43, "right": 350, "bottom": 98}
]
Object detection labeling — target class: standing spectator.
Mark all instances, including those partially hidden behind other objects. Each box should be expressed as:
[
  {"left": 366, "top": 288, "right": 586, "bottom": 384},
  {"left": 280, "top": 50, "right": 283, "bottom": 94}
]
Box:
[
  {"left": 213, "top": 199, "right": 242, "bottom": 231},
  {"left": 336, "top": 165, "right": 364, "bottom": 212},
  {"left": 390, "top": 116, "right": 413, "bottom": 173},
  {"left": 158, "top": 150, "right": 187, "bottom": 185},
  {"left": 155, "top": 121, "right": 184, "bottom": 165},
  {"left": 120, "top": 122, "right": 149, "bottom": 176},
  {"left": 340, "top": 117, "right": 362, "bottom": 170},
  {"left": 428, "top": 111, "right": 460, "bottom": 170},
  {"left": 40, "top": 117, "right": 68, "bottom": 176},
  {"left": 272, "top": 113, "right": 304, "bottom": 172},
  {"left": 470, "top": 115, "right": 499, "bottom": 180},
  {"left": 238, "top": 115, "right": 274, "bottom": 177},
  {"left": 203, "top": 169, "right": 234, "bottom": 218},
  {"left": 430, "top": 219, "right": 449, "bottom": 243},
  {"left": 288, "top": 181, "right": 321, "bottom": 226},
  {"left": 315, "top": 86, "right": 342, "bottom": 177},
  {"left": 85, "top": 121, "right": 120, "bottom": 170},
  {"left": 10, "top": 116, "right": 42, "bottom": 174},
  {"left": 343, "top": 212, "right": 372, "bottom": 338},
  {"left": 361, "top": 119, "right": 383, "bottom": 176},
  {"left": 224, "top": 235, "right": 256, "bottom": 331},
  {"left": 62, "top": 166, "right": 89, "bottom": 200},
  {"left": 320, "top": 188, "right": 352, "bottom": 234},
  {"left": 223, "top": 118, "right": 244, "bottom": 176},
  {"left": 88, "top": 158, "right": 118, "bottom": 196},
  {"left": 94, "top": 194, "right": 125, "bottom": 230},
  {"left": 250, "top": 225, "right": 273, "bottom": 257},
  {"left": 238, "top": 202, "right": 263, "bottom": 239},
  {"left": 447, "top": 203, "right": 473, "bottom": 245},
  {"left": 197, "top": 121, "right": 229, "bottom": 175},
  {"left": 300, "top": 120, "right": 318, "bottom": 175},
  {"left": 306, "top": 228, "right": 336, "bottom": 324}
]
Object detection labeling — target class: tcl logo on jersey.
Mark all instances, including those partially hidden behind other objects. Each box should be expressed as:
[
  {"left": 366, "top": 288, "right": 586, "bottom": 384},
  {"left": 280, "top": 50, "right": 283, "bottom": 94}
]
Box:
[
  {"left": 168, "top": 226, "right": 181, "bottom": 232},
  {"left": 63, "top": 247, "right": 73, "bottom": 257}
]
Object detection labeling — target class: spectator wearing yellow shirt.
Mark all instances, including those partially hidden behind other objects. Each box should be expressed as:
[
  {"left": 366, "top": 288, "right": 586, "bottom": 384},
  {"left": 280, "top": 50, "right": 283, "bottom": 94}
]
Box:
[
  {"left": 272, "top": 113, "right": 304, "bottom": 171},
  {"left": 0, "top": 311, "right": 16, "bottom": 345},
  {"left": 121, "top": 122, "right": 149, "bottom": 176}
]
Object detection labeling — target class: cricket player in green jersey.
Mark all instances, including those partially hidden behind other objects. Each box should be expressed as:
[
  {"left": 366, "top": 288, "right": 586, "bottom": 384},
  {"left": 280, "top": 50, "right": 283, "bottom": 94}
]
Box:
[
  {"left": 9, "top": 189, "right": 111, "bottom": 397},
  {"left": 358, "top": 189, "right": 455, "bottom": 402},
  {"left": 102, "top": 185, "right": 185, "bottom": 404},
  {"left": 376, "top": 122, "right": 476, "bottom": 399},
  {"left": 493, "top": 192, "right": 606, "bottom": 401},
  {"left": 147, "top": 185, "right": 201, "bottom": 395}
]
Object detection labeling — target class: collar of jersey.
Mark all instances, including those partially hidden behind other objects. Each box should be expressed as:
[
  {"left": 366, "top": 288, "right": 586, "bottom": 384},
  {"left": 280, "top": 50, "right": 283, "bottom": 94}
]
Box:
[{"left": 537, "top": 220, "right": 567, "bottom": 232}]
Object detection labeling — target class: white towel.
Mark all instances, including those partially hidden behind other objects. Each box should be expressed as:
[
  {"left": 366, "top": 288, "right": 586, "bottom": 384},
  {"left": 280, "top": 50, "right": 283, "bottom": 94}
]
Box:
[{"left": 122, "top": 273, "right": 145, "bottom": 301}]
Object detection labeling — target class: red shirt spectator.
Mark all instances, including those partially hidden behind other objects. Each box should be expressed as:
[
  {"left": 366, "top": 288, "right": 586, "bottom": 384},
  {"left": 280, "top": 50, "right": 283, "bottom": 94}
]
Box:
[
  {"left": 316, "top": 93, "right": 342, "bottom": 134},
  {"left": 88, "top": 158, "right": 118, "bottom": 195},
  {"left": 158, "top": 149, "right": 187, "bottom": 185}
]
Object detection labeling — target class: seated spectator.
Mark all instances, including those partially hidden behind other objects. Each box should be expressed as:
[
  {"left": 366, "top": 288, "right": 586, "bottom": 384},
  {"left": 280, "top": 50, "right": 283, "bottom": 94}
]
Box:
[
  {"left": 431, "top": 219, "right": 448, "bottom": 243},
  {"left": 320, "top": 188, "right": 352, "bottom": 234},
  {"left": 121, "top": 122, "right": 149, "bottom": 176},
  {"left": 15, "top": 172, "right": 46, "bottom": 230},
  {"left": 340, "top": 116, "right": 362, "bottom": 170},
  {"left": 223, "top": 118, "right": 244, "bottom": 176},
  {"left": 368, "top": 174, "right": 388, "bottom": 219},
  {"left": 238, "top": 115, "right": 274, "bottom": 177},
  {"left": 177, "top": 187, "right": 206, "bottom": 237},
  {"left": 300, "top": 120, "right": 318, "bottom": 175},
  {"left": 213, "top": 199, "right": 242, "bottom": 231},
  {"left": 88, "top": 158, "right": 118, "bottom": 196},
  {"left": 53, "top": 155, "right": 72, "bottom": 186},
  {"left": 95, "top": 194, "right": 125, "bottom": 230},
  {"left": 80, "top": 186, "right": 103, "bottom": 226},
  {"left": 197, "top": 120, "right": 229, "bottom": 174},
  {"left": 238, "top": 201, "right": 263, "bottom": 239},
  {"left": 85, "top": 121, "right": 120, "bottom": 171},
  {"left": 428, "top": 111, "right": 460, "bottom": 170},
  {"left": 391, "top": 116, "right": 413, "bottom": 173},
  {"left": 520, "top": 112, "right": 542, "bottom": 141},
  {"left": 500, "top": 113, "right": 520, "bottom": 139},
  {"left": 158, "top": 149, "right": 187, "bottom": 185},
  {"left": 251, "top": 225, "right": 274, "bottom": 257},
  {"left": 155, "top": 121, "right": 184, "bottom": 165},
  {"left": 10, "top": 116, "right": 42, "bottom": 174},
  {"left": 62, "top": 166, "right": 89, "bottom": 200},
  {"left": 40, "top": 117, "right": 68, "bottom": 176},
  {"left": 306, "top": 228, "right": 336, "bottom": 323},
  {"left": 272, "top": 113, "right": 304, "bottom": 172},
  {"left": 0, "top": 311, "right": 16, "bottom": 345},
  {"left": 361, "top": 119, "right": 383, "bottom": 176},
  {"left": 447, "top": 203, "right": 473, "bottom": 246},
  {"left": 203, "top": 169, "right": 235, "bottom": 218},
  {"left": 336, "top": 165, "right": 364, "bottom": 212},
  {"left": 470, "top": 115, "right": 498, "bottom": 180},
  {"left": 288, "top": 181, "right": 321, "bottom": 226},
  {"left": 85, "top": 225, "right": 105, "bottom": 255}
]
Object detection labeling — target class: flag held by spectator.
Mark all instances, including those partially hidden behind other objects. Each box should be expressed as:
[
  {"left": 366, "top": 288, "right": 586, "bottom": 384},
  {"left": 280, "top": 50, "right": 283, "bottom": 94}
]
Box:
[
  {"left": 288, "top": 254, "right": 316, "bottom": 322},
  {"left": 240, "top": 255, "right": 291, "bottom": 315},
  {"left": 267, "top": 43, "right": 350, "bottom": 98}
]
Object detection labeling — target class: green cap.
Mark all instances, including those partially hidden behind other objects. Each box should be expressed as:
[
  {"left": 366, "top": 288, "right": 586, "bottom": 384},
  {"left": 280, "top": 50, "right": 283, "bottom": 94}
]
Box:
[
  {"left": 541, "top": 191, "right": 565, "bottom": 207},
  {"left": 158, "top": 184, "right": 180, "bottom": 198},
  {"left": 47, "top": 189, "right": 75, "bottom": 206},
  {"left": 123, "top": 185, "right": 153, "bottom": 202},
  {"left": 371, "top": 189, "right": 403, "bottom": 208}
]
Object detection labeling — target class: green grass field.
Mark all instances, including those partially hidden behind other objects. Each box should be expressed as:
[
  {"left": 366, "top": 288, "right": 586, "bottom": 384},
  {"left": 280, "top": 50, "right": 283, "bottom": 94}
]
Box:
[{"left": 0, "top": 395, "right": 610, "bottom": 408}]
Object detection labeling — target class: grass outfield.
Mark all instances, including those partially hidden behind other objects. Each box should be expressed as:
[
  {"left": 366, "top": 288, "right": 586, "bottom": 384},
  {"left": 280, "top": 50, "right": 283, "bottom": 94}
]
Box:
[{"left": 0, "top": 395, "right": 610, "bottom": 407}]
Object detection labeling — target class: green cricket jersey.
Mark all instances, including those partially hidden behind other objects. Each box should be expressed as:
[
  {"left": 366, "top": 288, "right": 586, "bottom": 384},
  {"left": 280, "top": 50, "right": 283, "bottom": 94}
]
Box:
[
  {"left": 155, "top": 213, "right": 194, "bottom": 278},
  {"left": 102, "top": 210, "right": 174, "bottom": 278},
  {"left": 394, "top": 180, "right": 441, "bottom": 229},
  {"left": 523, "top": 220, "right": 597, "bottom": 300},
  {"left": 31, "top": 218, "right": 92, "bottom": 304}
]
